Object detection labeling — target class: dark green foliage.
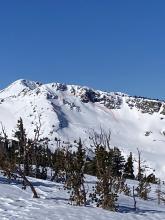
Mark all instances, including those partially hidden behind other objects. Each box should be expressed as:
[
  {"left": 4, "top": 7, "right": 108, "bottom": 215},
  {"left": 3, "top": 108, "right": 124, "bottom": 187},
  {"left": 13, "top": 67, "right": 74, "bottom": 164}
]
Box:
[
  {"left": 92, "top": 143, "right": 132, "bottom": 210},
  {"left": 136, "top": 176, "right": 151, "bottom": 200},
  {"left": 123, "top": 152, "right": 135, "bottom": 180},
  {"left": 65, "top": 139, "right": 87, "bottom": 206},
  {"left": 84, "top": 157, "right": 96, "bottom": 176},
  {"left": 111, "top": 147, "right": 125, "bottom": 177},
  {"left": 0, "top": 125, "right": 39, "bottom": 198},
  {"left": 51, "top": 147, "right": 65, "bottom": 182},
  {"left": 94, "top": 145, "right": 118, "bottom": 211},
  {"left": 86, "top": 146, "right": 125, "bottom": 178},
  {"left": 14, "top": 118, "right": 28, "bottom": 171},
  {"left": 31, "top": 141, "right": 52, "bottom": 179},
  {"left": 0, "top": 119, "right": 159, "bottom": 210},
  {"left": 145, "top": 173, "right": 157, "bottom": 184},
  {"left": 12, "top": 119, "right": 52, "bottom": 179}
]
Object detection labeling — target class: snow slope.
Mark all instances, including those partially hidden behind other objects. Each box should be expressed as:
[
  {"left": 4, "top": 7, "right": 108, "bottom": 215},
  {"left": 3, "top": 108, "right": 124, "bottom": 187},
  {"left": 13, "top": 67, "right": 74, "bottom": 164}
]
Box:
[
  {"left": 0, "top": 79, "right": 165, "bottom": 178},
  {"left": 0, "top": 174, "right": 165, "bottom": 220}
]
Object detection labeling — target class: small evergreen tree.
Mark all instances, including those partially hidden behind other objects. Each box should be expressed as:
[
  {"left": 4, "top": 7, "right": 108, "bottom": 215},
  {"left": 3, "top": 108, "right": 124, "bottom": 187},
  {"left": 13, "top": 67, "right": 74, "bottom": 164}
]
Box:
[
  {"left": 65, "top": 139, "right": 87, "bottom": 206},
  {"left": 95, "top": 145, "right": 118, "bottom": 211},
  {"left": 111, "top": 147, "right": 125, "bottom": 177},
  {"left": 51, "top": 147, "right": 65, "bottom": 182},
  {"left": 0, "top": 125, "right": 39, "bottom": 198},
  {"left": 123, "top": 152, "right": 135, "bottom": 179},
  {"left": 84, "top": 157, "right": 97, "bottom": 176},
  {"left": 145, "top": 173, "right": 157, "bottom": 184},
  {"left": 14, "top": 118, "right": 33, "bottom": 176},
  {"left": 136, "top": 176, "right": 151, "bottom": 200}
]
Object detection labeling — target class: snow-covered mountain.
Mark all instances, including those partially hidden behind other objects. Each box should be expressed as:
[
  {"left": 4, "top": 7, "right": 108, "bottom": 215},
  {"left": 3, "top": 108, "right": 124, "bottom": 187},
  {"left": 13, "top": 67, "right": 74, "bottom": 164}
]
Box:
[{"left": 0, "top": 79, "right": 165, "bottom": 178}]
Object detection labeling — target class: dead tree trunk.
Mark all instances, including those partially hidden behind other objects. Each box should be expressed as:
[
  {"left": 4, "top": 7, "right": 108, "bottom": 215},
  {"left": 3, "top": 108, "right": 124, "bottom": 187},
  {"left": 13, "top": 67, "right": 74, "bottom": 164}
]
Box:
[
  {"left": 133, "top": 186, "right": 137, "bottom": 211},
  {"left": 137, "top": 148, "right": 143, "bottom": 181},
  {"left": 157, "top": 179, "right": 161, "bottom": 205},
  {"left": 17, "top": 167, "right": 39, "bottom": 198}
]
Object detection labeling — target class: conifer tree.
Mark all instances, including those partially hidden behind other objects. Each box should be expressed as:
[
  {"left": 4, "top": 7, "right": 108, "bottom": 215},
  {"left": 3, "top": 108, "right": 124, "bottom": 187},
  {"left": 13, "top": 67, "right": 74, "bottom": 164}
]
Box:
[
  {"left": 136, "top": 176, "right": 151, "bottom": 200},
  {"left": 111, "top": 147, "right": 125, "bottom": 177},
  {"left": 65, "top": 139, "right": 87, "bottom": 206},
  {"left": 51, "top": 147, "right": 65, "bottom": 182},
  {"left": 0, "top": 121, "right": 39, "bottom": 198},
  {"left": 14, "top": 118, "right": 29, "bottom": 175},
  {"left": 123, "top": 152, "right": 135, "bottom": 179},
  {"left": 95, "top": 145, "right": 118, "bottom": 211}
]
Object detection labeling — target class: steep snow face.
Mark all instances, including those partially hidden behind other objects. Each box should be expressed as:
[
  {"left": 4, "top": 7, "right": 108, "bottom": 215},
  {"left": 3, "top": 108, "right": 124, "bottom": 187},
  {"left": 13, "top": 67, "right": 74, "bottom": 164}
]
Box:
[{"left": 0, "top": 79, "right": 165, "bottom": 178}]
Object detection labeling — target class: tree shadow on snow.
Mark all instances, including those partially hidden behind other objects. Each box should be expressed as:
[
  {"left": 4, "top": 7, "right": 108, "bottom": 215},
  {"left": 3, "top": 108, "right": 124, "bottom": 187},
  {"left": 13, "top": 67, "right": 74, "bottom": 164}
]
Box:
[
  {"left": 0, "top": 176, "right": 21, "bottom": 185},
  {"left": 118, "top": 205, "right": 165, "bottom": 215},
  {"left": 32, "top": 181, "right": 60, "bottom": 188},
  {"left": 45, "top": 197, "right": 68, "bottom": 202}
]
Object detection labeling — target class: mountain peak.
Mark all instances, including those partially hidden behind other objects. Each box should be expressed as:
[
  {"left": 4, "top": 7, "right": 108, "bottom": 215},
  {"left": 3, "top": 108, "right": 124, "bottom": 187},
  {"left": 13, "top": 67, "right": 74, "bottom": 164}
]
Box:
[
  {"left": 0, "top": 79, "right": 41, "bottom": 98},
  {"left": 11, "top": 79, "right": 42, "bottom": 90}
]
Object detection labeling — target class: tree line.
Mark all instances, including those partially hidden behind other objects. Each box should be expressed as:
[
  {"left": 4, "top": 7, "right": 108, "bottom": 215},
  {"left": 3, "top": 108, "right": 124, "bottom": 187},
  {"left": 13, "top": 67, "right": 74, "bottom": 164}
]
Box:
[{"left": 0, "top": 118, "right": 161, "bottom": 211}]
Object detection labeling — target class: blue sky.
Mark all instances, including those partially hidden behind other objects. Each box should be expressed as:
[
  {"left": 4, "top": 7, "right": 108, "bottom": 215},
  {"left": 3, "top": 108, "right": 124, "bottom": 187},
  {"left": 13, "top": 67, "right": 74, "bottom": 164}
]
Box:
[{"left": 0, "top": 0, "right": 165, "bottom": 99}]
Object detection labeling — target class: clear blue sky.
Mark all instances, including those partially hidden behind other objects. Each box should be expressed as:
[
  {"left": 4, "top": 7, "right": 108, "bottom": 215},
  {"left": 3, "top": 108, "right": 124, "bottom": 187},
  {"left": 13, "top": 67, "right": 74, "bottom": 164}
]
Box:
[{"left": 0, "top": 0, "right": 165, "bottom": 99}]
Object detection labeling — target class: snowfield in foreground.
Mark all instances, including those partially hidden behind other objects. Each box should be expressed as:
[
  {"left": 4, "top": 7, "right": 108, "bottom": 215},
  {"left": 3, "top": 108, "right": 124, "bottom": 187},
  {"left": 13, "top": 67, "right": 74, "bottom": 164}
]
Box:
[{"left": 0, "top": 174, "right": 165, "bottom": 220}]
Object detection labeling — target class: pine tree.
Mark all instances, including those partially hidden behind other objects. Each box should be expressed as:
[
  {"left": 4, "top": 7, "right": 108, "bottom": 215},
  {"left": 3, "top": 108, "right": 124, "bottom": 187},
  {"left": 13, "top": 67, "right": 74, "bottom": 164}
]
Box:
[
  {"left": 111, "top": 147, "right": 125, "bottom": 177},
  {"left": 145, "top": 173, "right": 157, "bottom": 184},
  {"left": 123, "top": 152, "right": 135, "bottom": 179},
  {"left": 14, "top": 118, "right": 30, "bottom": 176},
  {"left": 84, "top": 156, "right": 96, "bottom": 176},
  {"left": 0, "top": 120, "right": 39, "bottom": 198},
  {"left": 136, "top": 176, "right": 151, "bottom": 200},
  {"left": 65, "top": 139, "right": 87, "bottom": 206},
  {"left": 95, "top": 145, "right": 118, "bottom": 211},
  {"left": 51, "top": 147, "right": 65, "bottom": 182}
]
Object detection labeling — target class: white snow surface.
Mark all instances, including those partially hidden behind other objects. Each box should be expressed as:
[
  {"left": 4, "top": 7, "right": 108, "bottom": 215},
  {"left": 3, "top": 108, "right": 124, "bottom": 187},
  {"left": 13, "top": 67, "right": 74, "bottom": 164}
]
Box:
[
  {"left": 0, "top": 173, "right": 165, "bottom": 219},
  {"left": 0, "top": 79, "right": 165, "bottom": 178}
]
